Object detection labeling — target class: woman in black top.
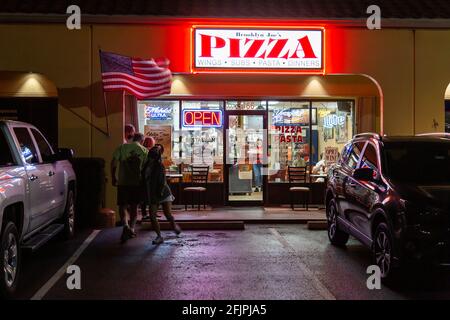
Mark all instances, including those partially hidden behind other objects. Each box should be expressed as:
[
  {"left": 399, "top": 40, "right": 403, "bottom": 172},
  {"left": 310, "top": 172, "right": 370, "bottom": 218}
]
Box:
[{"left": 142, "top": 145, "right": 181, "bottom": 244}]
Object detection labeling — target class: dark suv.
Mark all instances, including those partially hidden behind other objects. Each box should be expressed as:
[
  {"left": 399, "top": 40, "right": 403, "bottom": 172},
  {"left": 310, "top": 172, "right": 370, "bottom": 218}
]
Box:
[{"left": 325, "top": 133, "right": 450, "bottom": 280}]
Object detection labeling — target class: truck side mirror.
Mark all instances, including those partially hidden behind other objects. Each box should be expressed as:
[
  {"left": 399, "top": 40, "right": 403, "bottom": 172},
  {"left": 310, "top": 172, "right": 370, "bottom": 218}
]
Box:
[{"left": 57, "top": 148, "right": 74, "bottom": 161}]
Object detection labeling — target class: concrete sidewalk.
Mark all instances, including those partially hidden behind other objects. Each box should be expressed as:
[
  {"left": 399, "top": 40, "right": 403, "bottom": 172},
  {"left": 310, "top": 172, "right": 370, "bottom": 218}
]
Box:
[{"left": 168, "top": 206, "right": 326, "bottom": 224}]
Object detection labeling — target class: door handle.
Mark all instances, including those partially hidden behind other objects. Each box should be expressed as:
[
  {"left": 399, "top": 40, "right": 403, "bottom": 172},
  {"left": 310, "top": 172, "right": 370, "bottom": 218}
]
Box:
[
  {"left": 29, "top": 174, "right": 39, "bottom": 181},
  {"left": 48, "top": 171, "right": 56, "bottom": 177}
]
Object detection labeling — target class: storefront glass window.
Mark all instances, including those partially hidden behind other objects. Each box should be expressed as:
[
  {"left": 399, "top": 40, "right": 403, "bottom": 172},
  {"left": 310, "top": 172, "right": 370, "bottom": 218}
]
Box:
[
  {"left": 137, "top": 100, "right": 179, "bottom": 169},
  {"left": 180, "top": 101, "right": 224, "bottom": 182},
  {"left": 268, "top": 101, "right": 311, "bottom": 182},
  {"left": 312, "top": 101, "right": 354, "bottom": 180},
  {"left": 138, "top": 99, "right": 354, "bottom": 185},
  {"left": 267, "top": 100, "right": 354, "bottom": 183}
]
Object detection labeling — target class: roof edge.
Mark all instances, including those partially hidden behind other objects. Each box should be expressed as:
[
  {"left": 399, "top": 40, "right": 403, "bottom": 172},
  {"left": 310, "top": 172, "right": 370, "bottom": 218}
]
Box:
[{"left": 1, "top": 14, "right": 450, "bottom": 29}]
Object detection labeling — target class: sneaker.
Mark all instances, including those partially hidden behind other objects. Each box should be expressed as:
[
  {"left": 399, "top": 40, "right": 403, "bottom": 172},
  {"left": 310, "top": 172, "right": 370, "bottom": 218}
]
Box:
[
  {"left": 142, "top": 214, "right": 161, "bottom": 221},
  {"left": 120, "top": 226, "right": 131, "bottom": 244},
  {"left": 174, "top": 224, "right": 182, "bottom": 236},
  {"left": 152, "top": 236, "right": 164, "bottom": 245},
  {"left": 130, "top": 229, "right": 137, "bottom": 238}
]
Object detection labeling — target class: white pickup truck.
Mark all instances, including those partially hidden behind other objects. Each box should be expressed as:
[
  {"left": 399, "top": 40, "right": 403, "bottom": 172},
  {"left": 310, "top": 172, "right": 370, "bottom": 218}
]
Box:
[{"left": 0, "top": 120, "right": 76, "bottom": 298}]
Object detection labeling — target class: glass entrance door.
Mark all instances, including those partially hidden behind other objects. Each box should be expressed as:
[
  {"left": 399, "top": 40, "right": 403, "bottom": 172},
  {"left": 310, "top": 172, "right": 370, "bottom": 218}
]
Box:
[{"left": 225, "top": 113, "right": 266, "bottom": 204}]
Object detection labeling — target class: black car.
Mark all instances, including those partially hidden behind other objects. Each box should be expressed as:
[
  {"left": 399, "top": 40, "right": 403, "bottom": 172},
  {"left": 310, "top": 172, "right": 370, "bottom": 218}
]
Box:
[{"left": 325, "top": 133, "right": 450, "bottom": 280}]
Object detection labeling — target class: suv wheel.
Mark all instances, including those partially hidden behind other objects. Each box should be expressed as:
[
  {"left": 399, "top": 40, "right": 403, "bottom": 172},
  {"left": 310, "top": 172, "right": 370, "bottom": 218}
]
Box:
[
  {"left": 373, "top": 222, "right": 396, "bottom": 281},
  {"left": 326, "top": 199, "right": 349, "bottom": 246},
  {"left": 0, "top": 222, "right": 20, "bottom": 298},
  {"left": 62, "top": 189, "right": 75, "bottom": 240}
]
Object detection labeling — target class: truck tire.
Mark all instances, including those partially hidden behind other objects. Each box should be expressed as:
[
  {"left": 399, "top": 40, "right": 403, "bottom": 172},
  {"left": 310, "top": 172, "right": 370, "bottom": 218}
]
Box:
[
  {"left": 0, "top": 222, "right": 21, "bottom": 298},
  {"left": 61, "top": 189, "right": 76, "bottom": 240}
]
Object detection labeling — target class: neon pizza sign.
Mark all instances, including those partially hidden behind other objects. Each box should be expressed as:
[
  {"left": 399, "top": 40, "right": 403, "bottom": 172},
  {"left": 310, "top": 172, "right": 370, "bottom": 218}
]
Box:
[{"left": 192, "top": 27, "right": 324, "bottom": 73}]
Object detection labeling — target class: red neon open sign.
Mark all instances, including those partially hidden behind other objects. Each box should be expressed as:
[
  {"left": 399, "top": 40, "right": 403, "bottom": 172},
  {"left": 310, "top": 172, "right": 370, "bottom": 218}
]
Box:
[{"left": 183, "top": 109, "right": 223, "bottom": 127}]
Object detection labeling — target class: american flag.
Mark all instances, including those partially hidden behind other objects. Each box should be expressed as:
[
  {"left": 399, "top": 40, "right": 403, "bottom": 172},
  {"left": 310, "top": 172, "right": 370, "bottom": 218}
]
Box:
[{"left": 99, "top": 51, "right": 172, "bottom": 99}]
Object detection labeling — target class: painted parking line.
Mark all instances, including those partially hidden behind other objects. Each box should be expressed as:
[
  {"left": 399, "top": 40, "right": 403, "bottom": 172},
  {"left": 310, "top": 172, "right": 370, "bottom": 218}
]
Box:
[
  {"left": 30, "top": 229, "right": 101, "bottom": 300},
  {"left": 269, "top": 227, "right": 336, "bottom": 300}
]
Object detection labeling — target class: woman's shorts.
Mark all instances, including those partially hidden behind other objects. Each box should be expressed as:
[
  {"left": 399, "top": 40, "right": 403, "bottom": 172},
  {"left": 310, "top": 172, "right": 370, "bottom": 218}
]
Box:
[{"left": 160, "top": 194, "right": 175, "bottom": 203}]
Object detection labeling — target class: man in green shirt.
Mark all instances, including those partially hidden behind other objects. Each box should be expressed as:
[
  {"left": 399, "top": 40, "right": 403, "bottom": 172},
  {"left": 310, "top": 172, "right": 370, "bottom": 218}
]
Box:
[{"left": 111, "top": 137, "right": 148, "bottom": 243}]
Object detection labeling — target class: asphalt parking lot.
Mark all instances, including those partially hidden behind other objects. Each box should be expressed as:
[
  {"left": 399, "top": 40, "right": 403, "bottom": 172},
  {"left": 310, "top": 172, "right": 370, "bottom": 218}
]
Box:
[{"left": 16, "top": 224, "right": 450, "bottom": 300}]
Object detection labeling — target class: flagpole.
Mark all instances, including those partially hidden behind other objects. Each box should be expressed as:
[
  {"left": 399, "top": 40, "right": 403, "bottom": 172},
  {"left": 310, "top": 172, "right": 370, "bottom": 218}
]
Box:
[
  {"left": 99, "top": 49, "right": 111, "bottom": 137},
  {"left": 103, "top": 91, "right": 110, "bottom": 137},
  {"left": 122, "top": 90, "right": 126, "bottom": 139}
]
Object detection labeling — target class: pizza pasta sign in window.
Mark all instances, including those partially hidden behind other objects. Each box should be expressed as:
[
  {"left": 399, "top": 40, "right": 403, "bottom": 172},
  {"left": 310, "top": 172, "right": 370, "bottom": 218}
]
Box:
[{"left": 275, "top": 125, "right": 303, "bottom": 143}]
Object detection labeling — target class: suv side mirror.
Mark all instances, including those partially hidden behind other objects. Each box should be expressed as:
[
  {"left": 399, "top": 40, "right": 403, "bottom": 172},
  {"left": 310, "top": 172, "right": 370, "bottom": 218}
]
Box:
[
  {"left": 43, "top": 153, "right": 59, "bottom": 163},
  {"left": 57, "top": 148, "right": 74, "bottom": 161},
  {"left": 353, "top": 167, "right": 374, "bottom": 181}
]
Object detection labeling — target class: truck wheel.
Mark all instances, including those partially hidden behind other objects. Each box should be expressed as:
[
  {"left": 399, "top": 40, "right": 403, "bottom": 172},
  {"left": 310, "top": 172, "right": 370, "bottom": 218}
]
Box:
[
  {"left": 0, "top": 222, "right": 20, "bottom": 298},
  {"left": 62, "top": 189, "right": 75, "bottom": 240},
  {"left": 326, "top": 199, "right": 349, "bottom": 246}
]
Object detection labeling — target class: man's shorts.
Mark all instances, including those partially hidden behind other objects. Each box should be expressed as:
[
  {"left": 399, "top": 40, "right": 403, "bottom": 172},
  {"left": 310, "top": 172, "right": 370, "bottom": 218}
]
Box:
[{"left": 117, "top": 185, "right": 144, "bottom": 206}]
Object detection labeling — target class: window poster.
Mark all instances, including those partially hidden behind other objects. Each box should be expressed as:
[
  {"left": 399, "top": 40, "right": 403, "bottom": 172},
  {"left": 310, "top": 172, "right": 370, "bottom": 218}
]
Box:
[
  {"left": 325, "top": 147, "right": 339, "bottom": 166},
  {"left": 272, "top": 108, "right": 317, "bottom": 126},
  {"left": 144, "top": 125, "right": 172, "bottom": 164},
  {"left": 335, "top": 112, "right": 349, "bottom": 143}
]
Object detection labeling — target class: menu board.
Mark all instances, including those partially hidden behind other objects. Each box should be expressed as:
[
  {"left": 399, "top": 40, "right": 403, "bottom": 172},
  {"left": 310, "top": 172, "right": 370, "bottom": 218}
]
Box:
[{"left": 144, "top": 125, "right": 172, "bottom": 164}]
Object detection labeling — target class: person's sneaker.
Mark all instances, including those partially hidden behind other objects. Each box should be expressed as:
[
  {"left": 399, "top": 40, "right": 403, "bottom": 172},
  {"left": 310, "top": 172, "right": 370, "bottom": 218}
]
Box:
[
  {"left": 141, "top": 214, "right": 162, "bottom": 222},
  {"left": 152, "top": 236, "right": 164, "bottom": 245},
  {"left": 120, "top": 226, "right": 131, "bottom": 244},
  {"left": 174, "top": 224, "right": 182, "bottom": 236},
  {"left": 130, "top": 229, "right": 137, "bottom": 238}
]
